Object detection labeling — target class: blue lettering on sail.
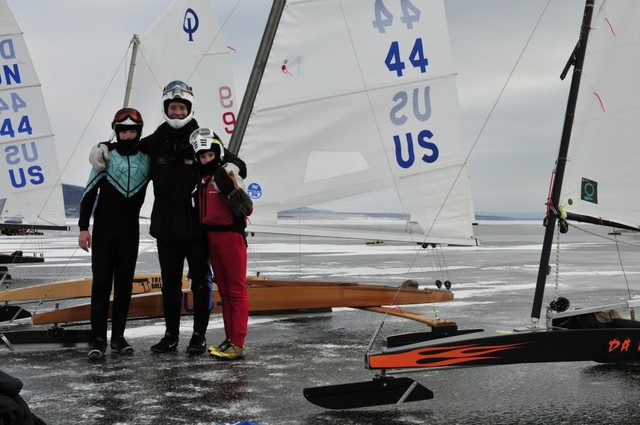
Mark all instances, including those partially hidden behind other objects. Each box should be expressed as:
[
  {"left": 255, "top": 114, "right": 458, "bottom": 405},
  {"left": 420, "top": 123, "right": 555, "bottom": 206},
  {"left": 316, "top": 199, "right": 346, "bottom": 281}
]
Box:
[
  {"left": 417, "top": 129, "right": 438, "bottom": 163},
  {"left": 390, "top": 86, "right": 431, "bottom": 125},
  {"left": 183, "top": 8, "right": 200, "bottom": 41},
  {"left": 0, "top": 64, "right": 21, "bottom": 86},
  {"left": 390, "top": 92, "right": 408, "bottom": 125},
  {"left": 393, "top": 129, "right": 438, "bottom": 168},
  {"left": 4, "top": 142, "right": 43, "bottom": 188},
  {"left": 374, "top": 0, "right": 438, "bottom": 170},
  {"left": 5, "top": 142, "right": 38, "bottom": 164},
  {"left": 372, "top": 0, "right": 421, "bottom": 34},
  {"left": 0, "top": 116, "right": 33, "bottom": 138},
  {"left": 0, "top": 39, "right": 20, "bottom": 85},
  {"left": 0, "top": 92, "right": 27, "bottom": 114},
  {"left": 0, "top": 38, "right": 16, "bottom": 59},
  {"left": 8, "top": 166, "right": 43, "bottom": 188}
]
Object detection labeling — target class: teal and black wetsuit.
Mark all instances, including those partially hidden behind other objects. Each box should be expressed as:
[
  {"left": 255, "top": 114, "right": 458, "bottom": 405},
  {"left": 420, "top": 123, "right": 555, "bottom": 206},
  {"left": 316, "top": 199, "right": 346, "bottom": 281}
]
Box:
[{"left": 79, "top": 146, "right": 150, "bottom": 343}]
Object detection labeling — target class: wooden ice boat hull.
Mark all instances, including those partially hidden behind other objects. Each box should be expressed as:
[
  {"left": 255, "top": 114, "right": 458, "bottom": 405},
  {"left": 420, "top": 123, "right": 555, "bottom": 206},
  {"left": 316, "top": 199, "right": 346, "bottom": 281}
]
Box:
[
  {"left": 30, "top": 282, "right": 452, "bottom": 325},
  {"left": 0, "top": 273, "right": 186, "bottom": 303},
  {"left": 0, "top": 273, "right": 403, "bottom": 303},
  {"left": 366, "top": 327, "right": 640, "bottom": 370}
]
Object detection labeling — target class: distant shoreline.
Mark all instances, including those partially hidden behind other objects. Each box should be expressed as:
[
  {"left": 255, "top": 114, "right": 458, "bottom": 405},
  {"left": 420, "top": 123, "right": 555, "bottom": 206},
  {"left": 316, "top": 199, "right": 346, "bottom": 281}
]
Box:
[{"left": 61, "top": 183, "right": 543, "bottom": 221}]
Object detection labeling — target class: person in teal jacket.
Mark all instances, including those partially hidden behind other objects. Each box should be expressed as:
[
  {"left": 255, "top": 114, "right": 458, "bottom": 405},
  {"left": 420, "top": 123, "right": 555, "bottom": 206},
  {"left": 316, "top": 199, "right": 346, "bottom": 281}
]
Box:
[{"left": 79, "top": 108, "right": 150, "bottom": 360}]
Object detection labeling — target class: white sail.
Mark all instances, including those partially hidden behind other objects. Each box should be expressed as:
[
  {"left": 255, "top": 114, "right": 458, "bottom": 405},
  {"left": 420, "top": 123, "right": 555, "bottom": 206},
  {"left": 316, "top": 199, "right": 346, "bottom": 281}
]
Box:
[
  {"left": 239, "top": 0, "right": 476, "bottom": 246},
  {"left": 126, "top": 0, "right": 237, "bottom": 144},
  {"left": 560, "top": 1, "right": 640, "bottom": 229},
  {"left": 0, "top": 0, "right": 66, "bottom": 229}
]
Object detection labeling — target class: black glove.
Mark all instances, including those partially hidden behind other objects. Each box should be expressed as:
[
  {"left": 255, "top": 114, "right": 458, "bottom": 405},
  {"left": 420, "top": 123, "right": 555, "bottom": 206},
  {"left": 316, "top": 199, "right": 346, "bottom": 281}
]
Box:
[
  {"left": 214, "top": 167, "right": 236, "bottom": 195},
  {"left": 227, "top": 188, "right": 253, "bottom": 216}
]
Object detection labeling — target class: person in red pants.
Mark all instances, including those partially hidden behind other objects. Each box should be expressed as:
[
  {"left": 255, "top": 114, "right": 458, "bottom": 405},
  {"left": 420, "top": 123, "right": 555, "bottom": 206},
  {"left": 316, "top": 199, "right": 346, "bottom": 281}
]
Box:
[{"left": 190, "top": 128, "right": 252, "bottom": 360}]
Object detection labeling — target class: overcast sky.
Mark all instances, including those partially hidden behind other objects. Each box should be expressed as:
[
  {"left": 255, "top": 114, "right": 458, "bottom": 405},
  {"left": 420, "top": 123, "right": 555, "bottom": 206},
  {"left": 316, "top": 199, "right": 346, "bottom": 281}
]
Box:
[{"left": 6, "top": 0, "right": 586, "bottom": 214}]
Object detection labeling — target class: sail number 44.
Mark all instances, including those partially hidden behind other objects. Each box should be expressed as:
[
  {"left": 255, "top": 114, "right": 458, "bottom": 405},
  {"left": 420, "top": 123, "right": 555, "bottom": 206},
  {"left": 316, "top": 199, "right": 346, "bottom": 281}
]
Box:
[{"left": 0, "top": 92, "right": 33, "bottom": 139}]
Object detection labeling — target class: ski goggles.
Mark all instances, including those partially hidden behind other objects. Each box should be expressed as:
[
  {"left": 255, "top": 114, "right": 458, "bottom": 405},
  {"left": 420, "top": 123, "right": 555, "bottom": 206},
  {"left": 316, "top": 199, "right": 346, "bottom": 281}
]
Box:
[
  {"left": 112, "top": 108, "right": 143, "bottom": 128},
  {"left": 163, "top": 80, "right": 193, "bottom": 97}
]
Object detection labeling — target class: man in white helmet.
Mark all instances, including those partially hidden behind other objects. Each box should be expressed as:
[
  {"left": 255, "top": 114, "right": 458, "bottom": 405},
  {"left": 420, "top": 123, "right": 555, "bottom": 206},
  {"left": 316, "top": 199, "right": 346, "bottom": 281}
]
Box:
[{"left": 89, "top": 80, "right": 247, "bottom": 355}]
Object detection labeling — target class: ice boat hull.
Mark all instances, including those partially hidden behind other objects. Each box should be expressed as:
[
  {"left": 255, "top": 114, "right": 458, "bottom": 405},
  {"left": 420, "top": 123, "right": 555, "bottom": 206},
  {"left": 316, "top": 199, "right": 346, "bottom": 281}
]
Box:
[
  {"left": 29, "top": 280, "right": 452, "bottom": 325},
  {"left": 367, "top": 327, "right": 640, "bottom": 370}
]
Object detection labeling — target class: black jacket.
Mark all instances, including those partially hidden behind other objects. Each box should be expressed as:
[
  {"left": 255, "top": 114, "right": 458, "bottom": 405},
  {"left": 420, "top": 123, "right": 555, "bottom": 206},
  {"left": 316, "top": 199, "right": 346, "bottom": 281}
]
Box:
[
  {"left": 138, "top": 119, "right": 246, "bottom": 240},
  {"left": 0, "top": 370, "right": 45, "bottom": 425}
]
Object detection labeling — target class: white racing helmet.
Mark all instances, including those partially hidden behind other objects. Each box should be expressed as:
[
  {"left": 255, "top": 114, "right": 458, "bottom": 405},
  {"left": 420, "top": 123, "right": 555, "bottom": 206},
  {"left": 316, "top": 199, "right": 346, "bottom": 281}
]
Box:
[
  {"left": 190, "top": 128, "right": 224, "bottom": 160},
  {"left": 162, "top": 80, "right": 194, "bottom": 129}
]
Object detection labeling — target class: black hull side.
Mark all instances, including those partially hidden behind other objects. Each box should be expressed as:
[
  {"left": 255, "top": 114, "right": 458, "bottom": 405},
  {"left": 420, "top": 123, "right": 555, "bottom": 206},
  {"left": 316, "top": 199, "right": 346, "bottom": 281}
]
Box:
[{"left": 367, "top": 328, "right": 640, "bottom": 370}]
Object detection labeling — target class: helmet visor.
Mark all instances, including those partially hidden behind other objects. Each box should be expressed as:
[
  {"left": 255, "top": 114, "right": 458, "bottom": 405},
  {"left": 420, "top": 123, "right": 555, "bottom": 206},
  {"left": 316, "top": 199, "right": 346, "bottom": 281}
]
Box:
[
  {"left": 163, "top": 80, "right": 193, "bottom": 98},
  {"left": 112, "top": 108, "right": 143, "bottom": 128},
  {"left": 190, "top": 128, "right": 224, "bottom": 158}
]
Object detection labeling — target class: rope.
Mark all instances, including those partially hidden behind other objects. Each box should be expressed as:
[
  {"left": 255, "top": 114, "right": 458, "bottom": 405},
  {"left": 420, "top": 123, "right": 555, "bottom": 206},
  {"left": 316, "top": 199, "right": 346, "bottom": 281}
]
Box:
[
  {"left": 567, "top": 222, "right": 640, "bottom": 247},
  {"left": 553, "top": 221, "right": 638, "bottom": 316},
  {"left": 554, "top": 223, "right": 561, "bottom": 300}
]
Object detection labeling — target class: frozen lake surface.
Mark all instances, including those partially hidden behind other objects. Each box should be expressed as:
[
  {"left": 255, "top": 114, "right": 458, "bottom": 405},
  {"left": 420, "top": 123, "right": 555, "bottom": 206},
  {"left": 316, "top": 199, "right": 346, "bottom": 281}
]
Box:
[{"left": 2, "top": 220, "right": 640, "bottom": 424}]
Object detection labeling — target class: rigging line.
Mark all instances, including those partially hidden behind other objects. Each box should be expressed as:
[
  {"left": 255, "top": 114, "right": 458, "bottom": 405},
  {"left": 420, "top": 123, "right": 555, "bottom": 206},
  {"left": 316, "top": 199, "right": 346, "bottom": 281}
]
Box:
[
  {"left": 125, "top": 39, "right": 161, "bottom": 103},
  {"left": 29, "top": 243, "right": 87, "bottom": 315},
  {"left": 566, "top": 222, "right": 638, "bottom": 303},
  {"left": 244, "top": 216, "right": 261, "bottom": 275},
  {"left": 399, "top": 0, "right": 557, "bottom": 257},
  {"left": 378, "top": 2, "right": 554, "bottom": 335},
  {"left": 55, "top": 45, "right": 132, "bottom": 189},
  {"left": 130, "top": 0, "right": 243, "bottom": 98},
  {"left": 611, "top": 229, "right": 633, "bottom": 301},
  {"left": 463, "top": 0, "right": 553, "bottom": 163},
  {"left": 554, "top": 220, "right": 561, "bottom": 300},
  {"left": 2, "top": 229, "right": 45, "bottom": 265},
  {"left": 246, "top": 239, "right": 265, "bottom": 278},
  {"left": 399, "top": 0, "right": 556, "bottom": 288},
  {"left": 185, "top": 0, "right": 242, "bottom": 84},
  {"left": 568, "top": 222, "right": 640, "bottom": 247},
  {"left": 21, "top": 44, "right": 133, "bottom": 287},
  {"left": 401, "top": 0, "right": 555, "bottom": 251}
]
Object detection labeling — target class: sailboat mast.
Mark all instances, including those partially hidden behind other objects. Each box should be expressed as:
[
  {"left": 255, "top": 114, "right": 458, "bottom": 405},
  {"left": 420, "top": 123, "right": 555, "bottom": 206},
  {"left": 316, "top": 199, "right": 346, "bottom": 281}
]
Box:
[
  {"left": 227, "top": 0, "right": 286, "bottom": 156},
  {"left": 122, "top": 35, "right": 140, "bottom": 108},
  {"left": 530, "top": 0, "right": 595, "bottom": 321}
]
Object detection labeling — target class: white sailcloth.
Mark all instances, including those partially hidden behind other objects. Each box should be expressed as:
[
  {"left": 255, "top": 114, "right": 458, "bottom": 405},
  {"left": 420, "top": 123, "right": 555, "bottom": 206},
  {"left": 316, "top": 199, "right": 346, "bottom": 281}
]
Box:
[
  {"left": 560, "top": 0, "right": 640, "bottom": 229},
  {"left": 240, "top": 0, "right": 475, "bottom": 245},
  {"left": 125, "top": 0, "right": 238, "bottom": 143},
  {"left": 0, "top": 0, "right": 66, "bottom": 228}
]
